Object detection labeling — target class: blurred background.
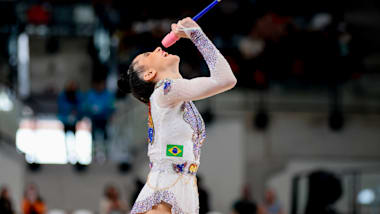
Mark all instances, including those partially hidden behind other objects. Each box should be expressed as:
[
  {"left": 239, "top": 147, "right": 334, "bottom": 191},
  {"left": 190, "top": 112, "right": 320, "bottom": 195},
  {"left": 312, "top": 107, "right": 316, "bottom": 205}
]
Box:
[{"left": 0, "top": 0, "right": 380, "bottom": 214}]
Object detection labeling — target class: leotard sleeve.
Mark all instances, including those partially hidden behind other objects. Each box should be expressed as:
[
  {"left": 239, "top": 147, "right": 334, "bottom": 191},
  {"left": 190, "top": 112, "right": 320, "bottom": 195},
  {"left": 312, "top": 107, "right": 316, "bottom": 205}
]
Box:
[{"left": 155, "top": 27, "right": 237, "bottom": 108}]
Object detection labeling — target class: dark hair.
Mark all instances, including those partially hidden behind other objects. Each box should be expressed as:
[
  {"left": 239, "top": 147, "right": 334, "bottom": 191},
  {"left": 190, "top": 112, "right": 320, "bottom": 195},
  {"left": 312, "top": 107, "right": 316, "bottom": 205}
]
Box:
[
  {"left": 103, "top": 184, "right": 118, "bottom": 199},
  {"left": 0, "top": 186, "right": 8, "bottom": 198},
  {"left": 118, "top": 62, "right": 155, "bottom": 104},
  {"left": 24, "top": 183, "right": 44, "bottom": 202}
]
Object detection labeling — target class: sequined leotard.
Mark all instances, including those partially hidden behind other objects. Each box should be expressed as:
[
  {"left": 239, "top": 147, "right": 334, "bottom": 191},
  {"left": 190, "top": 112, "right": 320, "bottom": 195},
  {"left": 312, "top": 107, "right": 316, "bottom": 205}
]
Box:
[{"left": 130, "top": 27, "right": 236, "bottom": 214}]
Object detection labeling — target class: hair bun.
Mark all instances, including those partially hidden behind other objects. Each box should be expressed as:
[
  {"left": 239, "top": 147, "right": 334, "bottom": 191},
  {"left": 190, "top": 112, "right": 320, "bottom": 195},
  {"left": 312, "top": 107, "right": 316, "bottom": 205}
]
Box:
[{"left": 118, "top": 72, "right": 132, "bottom": 93}]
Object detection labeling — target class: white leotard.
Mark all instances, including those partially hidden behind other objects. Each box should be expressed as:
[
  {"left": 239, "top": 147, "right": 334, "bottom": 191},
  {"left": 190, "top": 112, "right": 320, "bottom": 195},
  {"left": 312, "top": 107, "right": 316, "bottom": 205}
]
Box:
[{"left": 131, "top": 26, "right": 236, "bottom": 214}]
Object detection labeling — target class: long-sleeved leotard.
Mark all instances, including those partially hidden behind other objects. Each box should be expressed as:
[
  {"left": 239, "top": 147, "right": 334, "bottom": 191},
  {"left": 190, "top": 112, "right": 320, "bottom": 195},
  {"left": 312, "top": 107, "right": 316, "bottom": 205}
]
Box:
[
  {"left": 155, "top": 27, "right": 237, "bottom": 107},
  {"left": 130, "top": 27, "right": 236, "bottom": 214}
]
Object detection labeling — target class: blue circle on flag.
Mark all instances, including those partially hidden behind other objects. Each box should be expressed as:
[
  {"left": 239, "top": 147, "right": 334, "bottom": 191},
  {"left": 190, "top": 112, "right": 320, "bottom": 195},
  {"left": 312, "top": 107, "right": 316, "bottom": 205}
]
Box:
[{"left": 172, "top": 148, "right": 178, "bottom": 154}]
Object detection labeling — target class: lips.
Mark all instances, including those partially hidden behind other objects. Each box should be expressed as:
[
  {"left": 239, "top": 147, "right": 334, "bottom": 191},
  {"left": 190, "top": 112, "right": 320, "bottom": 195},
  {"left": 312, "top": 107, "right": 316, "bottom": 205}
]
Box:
[{"left": 156, "top": 48, "right": 169, "bottom": 57}]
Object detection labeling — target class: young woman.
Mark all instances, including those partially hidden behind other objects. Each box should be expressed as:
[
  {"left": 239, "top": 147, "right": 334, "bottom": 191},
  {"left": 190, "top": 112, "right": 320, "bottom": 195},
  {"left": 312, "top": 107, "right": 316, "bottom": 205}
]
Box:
[
  {"left": 118, "top": 17, "right": 237, "bottom": 214},
  {"left": 22, "top": 184, "right": 46, "bottom": 214}
]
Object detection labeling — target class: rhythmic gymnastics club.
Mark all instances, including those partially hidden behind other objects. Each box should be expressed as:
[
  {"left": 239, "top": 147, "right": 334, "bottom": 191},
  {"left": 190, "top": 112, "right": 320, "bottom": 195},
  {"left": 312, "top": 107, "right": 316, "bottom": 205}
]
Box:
[{"left": 162, "top": 0, "right": 222, "bottom": 48}]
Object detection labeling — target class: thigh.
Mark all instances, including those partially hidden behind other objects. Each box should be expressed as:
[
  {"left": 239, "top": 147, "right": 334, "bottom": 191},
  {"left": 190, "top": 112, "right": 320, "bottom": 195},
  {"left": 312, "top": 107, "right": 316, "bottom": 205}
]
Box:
[{"left": 143, "top": 202, "right": 172, "bottom": 214}]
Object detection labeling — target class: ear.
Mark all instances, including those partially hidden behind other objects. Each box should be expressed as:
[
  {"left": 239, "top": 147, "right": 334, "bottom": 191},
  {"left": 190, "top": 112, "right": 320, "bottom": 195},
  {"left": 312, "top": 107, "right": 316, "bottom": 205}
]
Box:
[{"left": 142, "top": 68, "right": 157, "bottom": 82}]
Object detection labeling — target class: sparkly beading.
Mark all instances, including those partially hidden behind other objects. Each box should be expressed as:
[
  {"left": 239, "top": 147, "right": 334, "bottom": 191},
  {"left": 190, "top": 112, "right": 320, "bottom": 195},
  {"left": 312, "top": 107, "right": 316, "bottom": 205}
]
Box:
[
  {"left": 130, "top": 190, "right": 185, "bottom": 214},
  {"left": 163, "top": 80, "right": 173, "bottom": 95},
  {"left": 155, "top": 79, "right": 173, "bottom": 94},
  {"left": 182, "top": 102, "right": 206, "bottom": 160},
  {"left": 150, "top": 161, "right": 199, "bottom": 176},
  {"left": 147, "top": 103, "right": 154, "bottom": 144},
  {"left": 189, "top": 29, "right": 218, "bottom": 71}
]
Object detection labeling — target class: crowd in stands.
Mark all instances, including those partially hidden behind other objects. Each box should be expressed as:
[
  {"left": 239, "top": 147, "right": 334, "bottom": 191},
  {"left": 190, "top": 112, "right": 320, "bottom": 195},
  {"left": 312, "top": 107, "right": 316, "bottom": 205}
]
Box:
[
  {"left": 57, "top": 79, "right": 115, "bottom": 159},
  {"left": 232, "top": 186, "right": 284, "bottom": 214},
  {"left": 58, "top": 79, "right": 115, "bottom": 139},
  {"left": 0, "top": 184, "right": 46, "bottom": 214},
  {"left": 99, "top": 0, "right": 360, "bottom": 94},
  {"left": 0, "top": 181, "right": 284, "bottom": 214}
]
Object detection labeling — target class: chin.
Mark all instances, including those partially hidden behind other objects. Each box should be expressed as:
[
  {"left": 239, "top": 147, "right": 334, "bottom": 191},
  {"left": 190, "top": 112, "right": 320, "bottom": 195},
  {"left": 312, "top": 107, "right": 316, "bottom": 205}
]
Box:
[
  {"left": 171, "top": 54, "right": 180, "bottom": 61},
  {"left": 167, "top": 55, "right": 180, "bottom": 65}
]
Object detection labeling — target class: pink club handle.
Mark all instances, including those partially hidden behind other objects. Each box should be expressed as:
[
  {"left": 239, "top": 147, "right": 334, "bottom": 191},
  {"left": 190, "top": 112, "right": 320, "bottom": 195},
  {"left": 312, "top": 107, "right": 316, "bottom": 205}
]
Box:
[{"left": 161, "top": 31, "right": 180, "bottom": 48}]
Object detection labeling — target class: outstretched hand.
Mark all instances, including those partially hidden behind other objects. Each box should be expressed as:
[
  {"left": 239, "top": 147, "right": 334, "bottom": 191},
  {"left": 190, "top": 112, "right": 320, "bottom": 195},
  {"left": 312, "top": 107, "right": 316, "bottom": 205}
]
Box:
[{"left": 171, "top": 17, "right": 200, "bottom": 39}]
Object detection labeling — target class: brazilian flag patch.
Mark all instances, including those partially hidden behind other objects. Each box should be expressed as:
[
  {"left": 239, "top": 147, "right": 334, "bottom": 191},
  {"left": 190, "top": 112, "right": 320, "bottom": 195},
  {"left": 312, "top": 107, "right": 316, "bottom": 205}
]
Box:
[{"left": 166, "top": 144, "right": 183, "bottom": 157}]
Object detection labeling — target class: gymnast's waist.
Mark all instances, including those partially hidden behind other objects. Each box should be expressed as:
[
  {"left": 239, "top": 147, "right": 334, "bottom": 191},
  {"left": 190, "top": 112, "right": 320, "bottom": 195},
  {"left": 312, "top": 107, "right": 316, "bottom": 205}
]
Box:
[{"left": 149, "top": 159, "right": 200, "bottom": 176}]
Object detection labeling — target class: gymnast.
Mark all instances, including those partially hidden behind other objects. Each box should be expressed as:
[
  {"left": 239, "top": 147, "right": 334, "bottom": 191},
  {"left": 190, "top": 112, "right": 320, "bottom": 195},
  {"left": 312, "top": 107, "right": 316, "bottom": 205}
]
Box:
[{"left": 118, "top": 16, "right": 236, "bottom": 214}]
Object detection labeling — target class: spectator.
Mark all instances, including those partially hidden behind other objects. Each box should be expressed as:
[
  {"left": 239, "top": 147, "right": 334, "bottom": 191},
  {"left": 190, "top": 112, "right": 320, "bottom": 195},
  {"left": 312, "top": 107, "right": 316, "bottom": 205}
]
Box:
[
  {"left": 232, "top": 185, "right": 258, "bottom": 214},
  {"left": 83, "top": 79, "right": 115, "bottom": 161},
  {"left": 261, "top": 189, "right": 284, "bottom": 214},
  {"left": 58, "top": 80, "right": 83, "bottom": 133},
  {"left": 83, "top": 79, "right": 115, "bottom": 141},
  {"left": 100, "top": 184, "right": 128, "bottom": 214},
  {"left": 197, "top": 175, "right": 211, "bottom": 214},
  {"left": 305, "top": 170, "right": 342, "bottom": 214},
  {"left": 130, "top": 179, "right": 144, "bottom": 208},
  {"left": 0, "top": 186, "right": 14, "bottom": 214},
  {"left": 22, "top": 184, "right": 46, "bottom": 214}
]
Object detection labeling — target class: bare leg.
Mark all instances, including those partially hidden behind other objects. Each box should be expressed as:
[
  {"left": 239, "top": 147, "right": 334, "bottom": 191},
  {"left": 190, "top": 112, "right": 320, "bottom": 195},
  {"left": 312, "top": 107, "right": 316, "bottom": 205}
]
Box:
[{"left": 143, "top": 202, "right": 172, "bottom": 214}]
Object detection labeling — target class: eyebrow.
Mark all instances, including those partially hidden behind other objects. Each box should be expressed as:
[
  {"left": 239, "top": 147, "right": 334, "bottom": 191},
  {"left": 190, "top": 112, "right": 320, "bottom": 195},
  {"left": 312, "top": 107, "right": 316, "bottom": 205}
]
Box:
[{"left": 144, "top": 52, "right": 150, "bottom": 57}]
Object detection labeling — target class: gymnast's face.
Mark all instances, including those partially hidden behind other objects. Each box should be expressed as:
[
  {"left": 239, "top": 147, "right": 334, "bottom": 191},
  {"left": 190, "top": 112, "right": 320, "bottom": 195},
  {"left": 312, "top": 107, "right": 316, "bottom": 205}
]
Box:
[{"left": 133, "top": 47, "right": 180, "bottom": 82}]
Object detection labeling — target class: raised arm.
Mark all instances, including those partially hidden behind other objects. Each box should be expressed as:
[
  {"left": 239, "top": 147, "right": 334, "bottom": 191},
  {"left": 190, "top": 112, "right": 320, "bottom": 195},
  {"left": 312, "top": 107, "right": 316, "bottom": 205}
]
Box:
[{"left": 156, "top": 18, "right": 237, "bottom": 107}]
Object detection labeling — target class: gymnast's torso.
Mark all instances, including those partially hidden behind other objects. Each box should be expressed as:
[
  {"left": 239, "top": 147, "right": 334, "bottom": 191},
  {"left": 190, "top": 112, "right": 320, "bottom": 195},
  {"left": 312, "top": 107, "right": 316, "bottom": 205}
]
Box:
[
  {"left": 148, "top": 85, "right": 206, "bottom": 166},
  {"left": 130, "top": 84, "right": 205, "bottom": 214}
]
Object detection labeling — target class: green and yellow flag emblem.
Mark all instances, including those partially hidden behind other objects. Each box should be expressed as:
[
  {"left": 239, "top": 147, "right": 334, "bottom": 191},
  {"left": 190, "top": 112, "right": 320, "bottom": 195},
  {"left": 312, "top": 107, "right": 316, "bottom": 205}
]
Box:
[{"left": 166, "top": 144, "right": 183, "bottom": 157}]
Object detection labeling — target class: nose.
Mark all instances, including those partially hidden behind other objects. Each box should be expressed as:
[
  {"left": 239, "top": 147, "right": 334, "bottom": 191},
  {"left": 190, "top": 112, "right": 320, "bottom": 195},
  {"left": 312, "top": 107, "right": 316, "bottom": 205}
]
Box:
[{"left": 155, "top": 47, "right": 162, "bottom": 53}]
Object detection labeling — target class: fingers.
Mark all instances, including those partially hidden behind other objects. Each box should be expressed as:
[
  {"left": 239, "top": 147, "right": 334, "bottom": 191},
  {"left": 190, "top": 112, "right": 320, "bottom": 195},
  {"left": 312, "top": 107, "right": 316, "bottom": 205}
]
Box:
[
  {"left": 182, "top": 17, "right": 192, "bottom": 22},
  {"left": 176, "top": 17, "right": 199, "bottom": 29},
  {"left": 178, "top": 17, "right": 192, "bottom": 26},
  {"left": 172, "top": 23, "right": 182, "bottom": 34},
  {"left": 171, "top": 23, "right": 177, "bottom": 32},
  {"left": 178, "top": 19, "right": 183, "bottom": 26},
  {"left": 169, "top": 17, "right": 197, "bottom": 39},
  {"left": 170, "top": 23, "right": 185, "bottom": 38},
  {"left": 178, "top": 20, "right": 185, "bottom": 29}
]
